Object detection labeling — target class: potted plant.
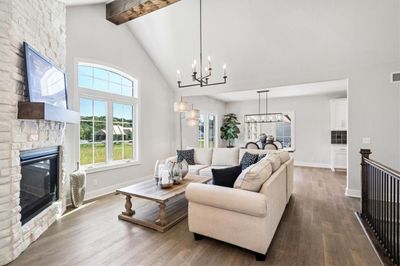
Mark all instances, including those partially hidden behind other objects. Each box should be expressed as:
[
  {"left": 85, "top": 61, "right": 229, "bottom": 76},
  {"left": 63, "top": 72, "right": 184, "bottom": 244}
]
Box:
[{"left": 220, "top": 113, "right": 241, "bottom": 147}]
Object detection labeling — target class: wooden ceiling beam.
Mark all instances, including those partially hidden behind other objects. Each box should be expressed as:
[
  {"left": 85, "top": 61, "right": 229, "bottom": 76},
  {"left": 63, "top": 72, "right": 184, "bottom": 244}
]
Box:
[{"left": 106, "top": 0, "right": 181, "bottom": 25}]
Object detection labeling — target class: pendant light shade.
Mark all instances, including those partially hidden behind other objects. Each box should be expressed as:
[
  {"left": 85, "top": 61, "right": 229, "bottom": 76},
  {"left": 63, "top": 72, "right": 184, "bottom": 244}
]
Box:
[
  {"left": 186, "top": 108, "right": 200, "bottom": 120},
  {"left": 187, "top": 118, "right": 199, "bottom": 127},
  {"left": 174, "top": 99, "right": 191, "bottom": 113}
]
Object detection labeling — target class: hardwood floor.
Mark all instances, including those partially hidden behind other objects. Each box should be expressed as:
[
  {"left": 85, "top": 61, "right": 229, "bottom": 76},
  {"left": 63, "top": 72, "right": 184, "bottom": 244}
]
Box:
[{"left": 10, "top": 167, "right": 381, "bottom": 266}]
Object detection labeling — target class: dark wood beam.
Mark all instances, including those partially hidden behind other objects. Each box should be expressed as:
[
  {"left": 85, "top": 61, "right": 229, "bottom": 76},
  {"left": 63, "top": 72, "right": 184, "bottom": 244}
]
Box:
[{"left": 106, "top": 0, "right": 181, "bottom": 25}]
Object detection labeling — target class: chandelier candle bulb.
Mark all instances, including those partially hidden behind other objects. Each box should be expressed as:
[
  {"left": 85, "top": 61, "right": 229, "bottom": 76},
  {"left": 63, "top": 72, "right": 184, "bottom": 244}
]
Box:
[
  {"left": 176, "top": 0, "right": 228, "bottom": 88},
  {"left": 223, "top": 64, "right": 227, "bottom": 76},
  {"left": 176, "top": 70, "right": 181, "bottom": 81}
]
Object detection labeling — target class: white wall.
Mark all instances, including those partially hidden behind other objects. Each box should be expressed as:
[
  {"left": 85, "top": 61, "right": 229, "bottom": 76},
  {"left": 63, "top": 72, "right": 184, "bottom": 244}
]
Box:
[
  {"left": 65, "top": 5, "right": 175, "bottom": 199},
  {"left": 128, "top": 0, "right": 400, "bottom": 197},
  {"left": 178, "top": 95, "right": 226, "bottom": 149},
  {"left": 226, "top": 94, "right": 336, "bottom": 167}
]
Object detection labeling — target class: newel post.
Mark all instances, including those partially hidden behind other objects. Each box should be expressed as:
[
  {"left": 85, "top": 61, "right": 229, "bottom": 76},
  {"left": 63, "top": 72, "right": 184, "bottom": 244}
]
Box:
[{"left": 360, "top": 149, "right": 372, "bottom": 216}]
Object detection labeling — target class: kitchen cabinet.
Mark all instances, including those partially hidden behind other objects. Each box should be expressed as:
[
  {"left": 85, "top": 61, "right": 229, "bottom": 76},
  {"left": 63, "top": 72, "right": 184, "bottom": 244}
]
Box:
[
  {"left": 330, "top": 98, "right": 348, "bottom": 130},
  {"left": 330, "top": 145, "right": 347, "bottom": 171}
]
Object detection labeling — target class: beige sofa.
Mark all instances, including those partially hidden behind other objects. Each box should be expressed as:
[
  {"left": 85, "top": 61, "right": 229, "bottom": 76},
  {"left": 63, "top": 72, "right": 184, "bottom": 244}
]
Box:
[{"left": 167, "top": 148, "right": 293, "bottom": 261}]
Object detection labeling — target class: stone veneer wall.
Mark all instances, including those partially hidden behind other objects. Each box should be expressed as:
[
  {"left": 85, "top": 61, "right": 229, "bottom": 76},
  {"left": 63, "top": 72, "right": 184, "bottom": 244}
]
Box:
[{"left": 0, "top": 0, "right": 66, "bottom": 264}]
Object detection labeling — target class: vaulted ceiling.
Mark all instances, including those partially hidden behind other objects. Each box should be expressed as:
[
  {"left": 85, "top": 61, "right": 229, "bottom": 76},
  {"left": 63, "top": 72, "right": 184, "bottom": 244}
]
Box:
[
  {"left": 127, "top": 0, "right": 398, "bottom": 97},
  {"left": 67, "top": 0, "right": 399, "bottom": 98}
]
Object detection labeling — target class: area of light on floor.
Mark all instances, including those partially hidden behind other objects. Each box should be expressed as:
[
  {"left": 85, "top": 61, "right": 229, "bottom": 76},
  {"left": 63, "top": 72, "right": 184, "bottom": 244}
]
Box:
[{"left": 59, "top": 201, "right": 97, "bottom": 219}]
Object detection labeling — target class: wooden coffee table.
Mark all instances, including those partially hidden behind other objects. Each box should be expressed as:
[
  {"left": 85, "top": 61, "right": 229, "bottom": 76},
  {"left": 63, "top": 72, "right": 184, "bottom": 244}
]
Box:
[{"left": 117, "top": 175, "right": 211, "bottom": 232}]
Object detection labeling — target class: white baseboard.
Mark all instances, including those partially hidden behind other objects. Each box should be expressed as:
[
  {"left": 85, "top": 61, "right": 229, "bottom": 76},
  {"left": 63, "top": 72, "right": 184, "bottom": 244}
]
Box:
[
  {"left": 85, "top": 175, "right": 153, "bottom": 200},
  {"left": 345, "top": 188, "right": 361, "bottom": 198},
  {"left": 294, "top": 161, "right": 331, "bottom": 169},
  {"left": 67, "top": 175, "right": 153, "bottom": 206}
]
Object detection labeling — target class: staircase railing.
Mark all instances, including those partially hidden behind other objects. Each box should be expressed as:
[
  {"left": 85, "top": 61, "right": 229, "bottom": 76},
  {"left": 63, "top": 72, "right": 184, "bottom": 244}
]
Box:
[{"left": 358, "top": 149, "right": 400, "bottom": 266}]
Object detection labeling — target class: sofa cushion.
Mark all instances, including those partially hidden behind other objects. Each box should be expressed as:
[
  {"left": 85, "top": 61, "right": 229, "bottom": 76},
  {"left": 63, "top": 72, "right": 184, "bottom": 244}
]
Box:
[
  {"left": 199, "top": 165, "right": 233, "bottom": 178},
  {"left": 234, "top": 159, "right": 273, "bottom": 192},
  {"left": 239, "top": 149, "right": 270, "bottom": 162},
  {"left": 191, "top": 147, "right": 213, "bottom": 165},
  {"left": 177, "top": 149, "right": 195, "bottom": 165},
  {"left": 188, "top": 164, "right": 209, "bottom": 175},
  {"left": 211, "top": 165, "right": 242, "bottom": 188},
  {"left": 212, "top": 148, "right": 239, "bottom": 166},
  {"left": 240, "top": 152, "right": 259, "bottom": 170},
  {"left": 266, "top": 154, "right": 281, "bottom": 172},
  {"left": 277, "top": 150, "right": 290, "bottom": 164}
]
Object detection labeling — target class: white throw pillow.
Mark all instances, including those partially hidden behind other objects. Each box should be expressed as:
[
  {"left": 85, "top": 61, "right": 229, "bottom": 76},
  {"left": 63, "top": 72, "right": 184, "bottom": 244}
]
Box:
[
  {"left": 212, "top": 148, "right": 239, "bottom": 166},
  {"left": 187, "top": 147, "right": 213, "bottom": 165},
  {"left": 234, "top": 159, "right": 273, "bottom": 192},
  {"left": 264, "top": 154, "right": 281, "bottom": 172}
]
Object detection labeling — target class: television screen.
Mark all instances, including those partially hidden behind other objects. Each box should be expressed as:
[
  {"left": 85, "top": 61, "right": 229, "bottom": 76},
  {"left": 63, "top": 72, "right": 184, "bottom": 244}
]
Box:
[{"left": 24, "top": 42, "right": 68, "bottom": 109}]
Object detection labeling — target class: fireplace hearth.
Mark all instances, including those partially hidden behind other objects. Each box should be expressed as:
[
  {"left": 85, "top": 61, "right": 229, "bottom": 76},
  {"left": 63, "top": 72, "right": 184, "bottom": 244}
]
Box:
[{"left": 20, "top": 146, "right": 59, "bottom": 225}]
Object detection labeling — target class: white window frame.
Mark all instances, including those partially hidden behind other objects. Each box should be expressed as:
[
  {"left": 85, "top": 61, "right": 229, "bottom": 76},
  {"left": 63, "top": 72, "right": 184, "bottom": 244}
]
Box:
[
  {"left": 76, "top": 61, "right": 141, "bottom": 172},
  {"left": 199, "top": 112, "right": 218, "bottom": 148}
]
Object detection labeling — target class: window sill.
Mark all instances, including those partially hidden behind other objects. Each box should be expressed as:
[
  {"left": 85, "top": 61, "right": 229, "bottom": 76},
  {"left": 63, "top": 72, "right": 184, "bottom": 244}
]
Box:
[{"left": 82, "top": 160, "right": 141, "bottom": 174}]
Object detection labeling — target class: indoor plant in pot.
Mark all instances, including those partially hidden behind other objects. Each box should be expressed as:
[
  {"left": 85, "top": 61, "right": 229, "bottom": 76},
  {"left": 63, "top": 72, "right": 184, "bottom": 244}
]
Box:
[{"left": 220, "top": 113, "right": 241, "bottom": 147}]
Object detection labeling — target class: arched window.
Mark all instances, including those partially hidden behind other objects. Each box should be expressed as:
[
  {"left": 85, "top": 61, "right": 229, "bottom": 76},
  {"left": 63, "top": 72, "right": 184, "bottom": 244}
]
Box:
[{"left": 78, "top": 62, "right": 139, "bottom": 168}]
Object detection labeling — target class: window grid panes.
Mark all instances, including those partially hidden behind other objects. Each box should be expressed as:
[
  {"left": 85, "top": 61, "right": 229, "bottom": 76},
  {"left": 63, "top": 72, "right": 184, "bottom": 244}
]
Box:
[
  {"left": 80, "top": 98, "right": 107, "bottom": 166},
  {"left": 208, "top": 115, "right": 216, "bottom": 148},
  {"left": 276, "top": 122, "right": 291, "bottom": 148},
  {"left": 78, "top": 62, "right": 138, "bottom": 167},
  {"left": 198, "top": 114, "right": 205, "bottom": 148},
  {"left": 113, "top": 103, "right": 134, "bottom": 161},
  {"left": 78, "top": 64, "right": 135, "bottom": 97},
  {"left": 198, "top": 113, "right": 217, "bottom": 148}
]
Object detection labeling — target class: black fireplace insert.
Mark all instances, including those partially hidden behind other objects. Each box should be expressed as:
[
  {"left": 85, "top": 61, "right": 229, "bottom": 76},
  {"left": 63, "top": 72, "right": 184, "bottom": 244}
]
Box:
[{"left": 20, "top": 146, "right": 59, "bottom": 225}]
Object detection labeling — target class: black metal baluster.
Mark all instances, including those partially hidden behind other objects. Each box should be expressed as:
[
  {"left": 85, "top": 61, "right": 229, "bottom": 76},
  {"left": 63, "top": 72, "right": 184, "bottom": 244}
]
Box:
[
  {"left": 395, "top": 180, "right": 400, "bottom": 265},
  {"left": 381, "top": 168, "right": 384, "bottom": 245},
  {"left": 385, "top": 171, "right": 388, "bottom": 251},
  {"left": 378, "top": 167, "right": 382, "bottom": 244},
  {"left": 393, "top": 175, "right": 396, "bottom": 260},
  {"left": 386, "top": 172, "right": 389, "bottom": 253},
  {"left": 391, "top": 175, "right": 393, "bottom": 258}
]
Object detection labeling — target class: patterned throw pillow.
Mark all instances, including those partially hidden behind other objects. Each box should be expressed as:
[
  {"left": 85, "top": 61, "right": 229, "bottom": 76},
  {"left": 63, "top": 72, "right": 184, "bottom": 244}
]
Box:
[
  {"left": 240, "top": 152, "right": 259, "bottom": 170},
  {"left": 258, "top": 154, "right": 267, "bottom": 162},
  {"left": 177, "top": 149, "right": 195, "bottom": 165}
]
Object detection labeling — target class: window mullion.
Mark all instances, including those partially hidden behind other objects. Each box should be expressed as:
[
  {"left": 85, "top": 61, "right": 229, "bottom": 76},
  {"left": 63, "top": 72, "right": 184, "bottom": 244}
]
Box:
[{"left": 107, "top": 100, "right": 113, "bottom": 162}]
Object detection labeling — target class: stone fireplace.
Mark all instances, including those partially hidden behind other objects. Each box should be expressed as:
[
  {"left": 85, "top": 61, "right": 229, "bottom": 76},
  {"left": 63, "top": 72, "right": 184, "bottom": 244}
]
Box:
[{"left": 0, "top": 0, "right": 67, "bottom": 264}]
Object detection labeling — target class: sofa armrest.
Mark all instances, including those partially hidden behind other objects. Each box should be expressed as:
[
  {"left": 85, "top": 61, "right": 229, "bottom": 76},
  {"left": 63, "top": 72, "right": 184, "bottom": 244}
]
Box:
[
  {"left": 165, "top": 155, "right": 177, "bottom": 164},
  {"left": 185, "top": 183, "right": 267, "bottom": 217}
]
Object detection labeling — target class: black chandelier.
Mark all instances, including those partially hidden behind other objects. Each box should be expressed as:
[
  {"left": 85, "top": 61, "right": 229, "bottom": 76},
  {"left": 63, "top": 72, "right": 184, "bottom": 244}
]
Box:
[{"left": 176, "top": 0, "right": 227, "bottom": 88}]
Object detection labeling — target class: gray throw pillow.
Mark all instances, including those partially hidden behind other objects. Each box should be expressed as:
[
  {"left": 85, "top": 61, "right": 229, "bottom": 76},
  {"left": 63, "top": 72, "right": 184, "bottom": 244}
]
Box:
[{"left": 177, "top": 149, "right": 195, "bottom": 165}]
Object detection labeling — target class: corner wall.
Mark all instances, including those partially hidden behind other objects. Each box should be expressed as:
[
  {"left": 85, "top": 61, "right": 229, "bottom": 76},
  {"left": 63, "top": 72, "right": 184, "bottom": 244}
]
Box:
[{"left": 66, "top": 5, "right": 175, "bottom": 199}]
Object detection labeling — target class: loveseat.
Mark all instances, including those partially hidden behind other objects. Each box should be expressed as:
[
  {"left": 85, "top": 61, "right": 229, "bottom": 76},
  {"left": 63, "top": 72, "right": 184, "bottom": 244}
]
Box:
[{"left": 166, "top": 147, "right": 294, "bottom": 261}]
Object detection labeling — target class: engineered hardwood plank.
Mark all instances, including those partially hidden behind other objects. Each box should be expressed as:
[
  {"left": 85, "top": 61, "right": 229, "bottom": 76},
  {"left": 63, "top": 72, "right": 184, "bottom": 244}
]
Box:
[{"left": 10, "top": 167, "right": 382, "bottom": 266}]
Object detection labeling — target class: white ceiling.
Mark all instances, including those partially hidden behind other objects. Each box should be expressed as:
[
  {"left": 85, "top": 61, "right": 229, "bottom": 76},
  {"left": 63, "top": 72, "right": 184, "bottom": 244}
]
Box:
[
  {"left": 126, "top": 0, "right": 394, "bottom": 97},
  {"left": 65, "top": 0, "right": 396, "bottom": 99},
  {"left": 210, "top": 79, "right": 347, "bottom": 102}
]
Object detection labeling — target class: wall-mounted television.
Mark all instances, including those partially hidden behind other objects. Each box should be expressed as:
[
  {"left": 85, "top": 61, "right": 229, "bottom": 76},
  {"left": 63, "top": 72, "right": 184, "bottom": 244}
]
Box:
[{"left": 24, "top": 42, "right": 68, "bottom": 109}]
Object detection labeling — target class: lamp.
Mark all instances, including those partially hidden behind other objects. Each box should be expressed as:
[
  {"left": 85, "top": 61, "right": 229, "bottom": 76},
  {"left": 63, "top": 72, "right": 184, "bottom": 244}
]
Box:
[
  {"left": 244, "top": 90, "right": 291, "bottom": 124},
  {"left": 186, "top": 105, "right": 200, "bottom": 120},
  {"left": 174, "top": 98, "right": 191, "bottom": 113},
  {"left": 187, "top": 119, "right": 199, "bottom": 127}
]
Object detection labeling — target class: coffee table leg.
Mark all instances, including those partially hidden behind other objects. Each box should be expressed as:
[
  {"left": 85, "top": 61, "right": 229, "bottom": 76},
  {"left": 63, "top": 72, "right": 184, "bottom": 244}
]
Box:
[
  {"left": 122, "top": 195, "right": 135, "bottom": 216},
  {"left": 155, "top": 202, "right": 168, "bottom": 226}
]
